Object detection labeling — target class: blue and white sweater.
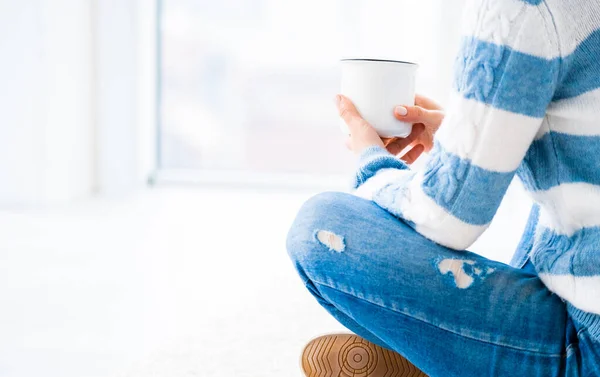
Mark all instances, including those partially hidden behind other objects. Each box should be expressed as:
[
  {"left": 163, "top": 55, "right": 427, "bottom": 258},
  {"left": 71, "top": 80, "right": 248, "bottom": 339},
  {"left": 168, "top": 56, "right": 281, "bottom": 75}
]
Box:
[{"left": 353, "top": 0, "right": 600, "bottom": 339}]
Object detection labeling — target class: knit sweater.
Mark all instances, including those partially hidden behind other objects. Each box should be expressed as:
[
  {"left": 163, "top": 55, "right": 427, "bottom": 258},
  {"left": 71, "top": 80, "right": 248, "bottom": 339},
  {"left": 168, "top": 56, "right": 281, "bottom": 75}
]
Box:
[{"left": 353, "top": 0, "right": 600, "bottom": 340}]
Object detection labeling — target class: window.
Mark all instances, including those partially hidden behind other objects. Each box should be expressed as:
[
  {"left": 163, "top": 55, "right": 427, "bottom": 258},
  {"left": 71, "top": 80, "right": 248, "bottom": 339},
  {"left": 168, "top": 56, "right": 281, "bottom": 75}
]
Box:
[{"left": 158, "top": 0, "right": 460, "bottom": 180}]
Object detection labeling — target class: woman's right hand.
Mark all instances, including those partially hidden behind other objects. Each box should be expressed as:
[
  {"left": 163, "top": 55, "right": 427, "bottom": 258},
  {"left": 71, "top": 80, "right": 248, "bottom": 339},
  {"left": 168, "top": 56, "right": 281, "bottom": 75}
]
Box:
[{"left": 383, "top": 94, "right": 445, "bottom": 163}]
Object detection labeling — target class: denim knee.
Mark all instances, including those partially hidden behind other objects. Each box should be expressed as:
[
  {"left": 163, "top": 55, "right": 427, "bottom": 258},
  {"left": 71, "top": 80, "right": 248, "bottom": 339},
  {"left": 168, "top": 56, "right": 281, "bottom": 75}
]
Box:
[
  {"left": 286, "top": 192, "right": 354, "bottom": 259},
  {"left": 286, "top": 192, "right": 354, "bottom": 284}
]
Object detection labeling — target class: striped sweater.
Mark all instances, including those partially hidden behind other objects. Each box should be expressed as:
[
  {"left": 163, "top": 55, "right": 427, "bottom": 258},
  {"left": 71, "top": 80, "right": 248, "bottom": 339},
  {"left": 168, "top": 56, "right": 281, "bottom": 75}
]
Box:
[{"left": 353, "top": 0, "right": 600, "bottom": 340}]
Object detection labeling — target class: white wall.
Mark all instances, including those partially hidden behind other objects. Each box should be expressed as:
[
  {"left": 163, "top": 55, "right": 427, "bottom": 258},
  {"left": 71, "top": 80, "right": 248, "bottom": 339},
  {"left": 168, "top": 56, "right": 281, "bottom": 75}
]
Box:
[
  {"left": 94, "top": 0, "right": 157, "bottom": 197},
  {"left": 0, "top": 0, "right": 94, "bottom": 207},
  {"left": 0, "top": 0, "right": 156, "bottom": 207}
]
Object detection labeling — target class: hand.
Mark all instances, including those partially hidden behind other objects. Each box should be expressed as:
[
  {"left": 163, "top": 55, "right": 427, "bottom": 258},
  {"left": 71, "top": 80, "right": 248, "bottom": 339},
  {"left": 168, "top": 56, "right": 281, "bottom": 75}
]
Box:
[
  {"left": 335, "top": 94, "right": 385, "bottom": 154},
  {"left": 383, "top": 94, "right": 444, "bottom": 163}
]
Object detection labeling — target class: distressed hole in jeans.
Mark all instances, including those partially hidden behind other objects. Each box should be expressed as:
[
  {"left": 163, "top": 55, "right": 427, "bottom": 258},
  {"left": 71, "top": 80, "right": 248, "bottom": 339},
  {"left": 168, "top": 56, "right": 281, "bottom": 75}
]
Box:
[
  {"left": 315, "top": 230, "right": 345, "bottom": 253},
  {"left": 437, "top": 258, "right": 495, "bottom": 289}
]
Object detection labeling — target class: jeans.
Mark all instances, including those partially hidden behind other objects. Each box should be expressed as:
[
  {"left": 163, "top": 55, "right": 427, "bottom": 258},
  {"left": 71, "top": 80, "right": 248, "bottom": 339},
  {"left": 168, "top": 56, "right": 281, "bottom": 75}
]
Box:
[{"left": 286, "top": 192, "right": 600, "bottom": 377}]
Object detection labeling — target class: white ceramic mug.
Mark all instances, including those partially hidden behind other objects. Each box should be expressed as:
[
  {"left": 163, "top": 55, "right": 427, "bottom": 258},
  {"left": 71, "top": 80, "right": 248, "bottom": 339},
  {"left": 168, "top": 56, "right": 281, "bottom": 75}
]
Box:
[{"left": 340, "top": 59, "right": 418, "bottom": 138}]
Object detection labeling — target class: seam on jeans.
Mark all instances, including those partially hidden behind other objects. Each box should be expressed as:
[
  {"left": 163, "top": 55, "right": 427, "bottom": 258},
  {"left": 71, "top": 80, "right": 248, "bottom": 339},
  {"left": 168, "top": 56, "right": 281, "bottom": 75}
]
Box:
[
  {"left": 315, "top": 281, "right": 565, "bottom": 358},
  {"left": 577, "top": 327, "right": 590, "bottom": 338},
  {"left": 565, "top": 342, "right": 578, "bottom": 358}
]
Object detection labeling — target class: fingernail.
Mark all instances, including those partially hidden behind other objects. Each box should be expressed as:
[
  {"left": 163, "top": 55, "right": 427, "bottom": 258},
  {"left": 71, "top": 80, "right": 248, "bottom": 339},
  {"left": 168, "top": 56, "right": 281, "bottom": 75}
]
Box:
[
  {"left": 335, "top": 95, "right": 342, "bottom": 107},
  {"left": 395, "top": 106, "right": 408, "bottom": 116}
]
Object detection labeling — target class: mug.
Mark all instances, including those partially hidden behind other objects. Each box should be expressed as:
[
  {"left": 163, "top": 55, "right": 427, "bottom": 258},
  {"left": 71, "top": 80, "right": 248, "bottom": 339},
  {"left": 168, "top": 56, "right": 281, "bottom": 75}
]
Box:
[{"left": 340, "top": 59, "right": 418, "bottom": 138}]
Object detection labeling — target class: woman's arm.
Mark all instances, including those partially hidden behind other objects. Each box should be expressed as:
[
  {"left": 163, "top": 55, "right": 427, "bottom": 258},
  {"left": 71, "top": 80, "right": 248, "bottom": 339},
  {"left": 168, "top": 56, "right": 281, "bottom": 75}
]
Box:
[{"left": 341, "top": 1, "right": 561, "bottom": 250}]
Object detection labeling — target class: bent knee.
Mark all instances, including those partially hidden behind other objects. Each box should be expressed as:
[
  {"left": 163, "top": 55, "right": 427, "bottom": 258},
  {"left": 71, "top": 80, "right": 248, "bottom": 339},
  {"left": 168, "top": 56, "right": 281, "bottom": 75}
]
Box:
[
  {"left": 285, "top": 193, "right": 354, "bottom": 278},
  {"left": 286, "top": 192, "right": 368, "bottom": 261},
  {"left": 293, "top": 192, "right": 357, "bottom": 225}
]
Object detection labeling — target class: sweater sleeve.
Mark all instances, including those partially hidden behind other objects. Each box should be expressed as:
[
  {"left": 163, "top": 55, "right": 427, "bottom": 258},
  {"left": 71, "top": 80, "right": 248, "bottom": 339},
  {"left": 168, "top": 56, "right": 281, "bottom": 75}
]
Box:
[{"left": 353, "top": 0, "right": 561, "bottom": 250}]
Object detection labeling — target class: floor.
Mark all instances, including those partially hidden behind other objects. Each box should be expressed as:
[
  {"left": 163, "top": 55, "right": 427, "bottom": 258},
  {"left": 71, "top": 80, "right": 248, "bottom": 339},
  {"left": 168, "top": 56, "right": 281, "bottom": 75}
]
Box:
[{"left": 0, "top": 184, "right": 531, "bottom": 377}]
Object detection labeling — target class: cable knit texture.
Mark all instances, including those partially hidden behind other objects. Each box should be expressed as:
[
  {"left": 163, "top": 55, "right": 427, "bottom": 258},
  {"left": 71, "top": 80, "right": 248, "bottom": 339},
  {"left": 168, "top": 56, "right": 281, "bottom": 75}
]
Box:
[{"left": 352, "top": 0, "right": 600, "bottom": 340}]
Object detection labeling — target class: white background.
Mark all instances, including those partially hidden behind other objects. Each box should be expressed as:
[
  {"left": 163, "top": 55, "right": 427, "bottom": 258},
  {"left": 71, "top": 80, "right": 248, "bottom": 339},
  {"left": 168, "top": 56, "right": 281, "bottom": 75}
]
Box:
[
  {"left": 0, "top": 2, "right": 533, "bottom": 377},
  {"left": 158, "top": 0, "right": 466, "bottom": 178}
]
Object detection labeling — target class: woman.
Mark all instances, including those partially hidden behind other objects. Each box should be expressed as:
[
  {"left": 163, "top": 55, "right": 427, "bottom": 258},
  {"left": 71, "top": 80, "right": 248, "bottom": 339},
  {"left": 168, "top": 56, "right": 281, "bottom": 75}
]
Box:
[{"left": 286, "top": 0, "right": 600, "bottom": 376}]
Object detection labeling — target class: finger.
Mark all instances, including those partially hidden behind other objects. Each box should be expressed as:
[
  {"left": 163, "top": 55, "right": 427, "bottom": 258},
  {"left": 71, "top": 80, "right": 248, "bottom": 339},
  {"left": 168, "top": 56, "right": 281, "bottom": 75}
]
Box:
[
  {"left": 406, "top": 123, "right": 426, "bottom": 143},
  {"left": 336, "top": 95, "right": 369, "bottom": 133},
  {"left": 386, "top": 124, "right": 425, "bottom": 155},
  {"left": 415, "top": 94, "right": 443, "bottom": 111},
  {"left": 384, "top": 137, "right": 403, "bottom": 155},
  {"left": 401, "top": 144, "right": 425, "bottom": 164},
  {"left": 386, "top": 142, "right": 405, "bottom": 156},
  {"left": 394, "top": 105, "right": 444, "bottom": 127}
]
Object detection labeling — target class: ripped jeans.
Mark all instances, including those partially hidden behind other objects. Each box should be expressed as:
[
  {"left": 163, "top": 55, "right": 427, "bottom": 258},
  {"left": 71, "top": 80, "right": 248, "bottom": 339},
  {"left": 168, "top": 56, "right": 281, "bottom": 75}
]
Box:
[{"left": 286, "top": 193, "right": 600, "bottom": 377}]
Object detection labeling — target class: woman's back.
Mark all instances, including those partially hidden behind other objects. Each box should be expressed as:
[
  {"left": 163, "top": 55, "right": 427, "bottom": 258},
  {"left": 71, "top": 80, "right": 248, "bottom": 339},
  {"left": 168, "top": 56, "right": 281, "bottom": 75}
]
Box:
[{"left": 502, "top": 0, "right": 600, "bottom": 318}]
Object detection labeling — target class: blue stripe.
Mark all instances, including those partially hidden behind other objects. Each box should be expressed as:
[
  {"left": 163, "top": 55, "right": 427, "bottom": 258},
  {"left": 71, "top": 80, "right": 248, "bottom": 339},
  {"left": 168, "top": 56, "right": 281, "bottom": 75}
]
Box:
[
  {"left": 454, "top": 37, "right": 559, "bottom": 118},
  {"left": 518, "top": 132, "right": 600, "bottom": 191},
  {"left": 521, "top": 0, "right": 543, "bottom": 4},
  {"left": 354, "top": 146, "right": 409, "bottom": 188},
  {"left": 555, "top": 29, "right": 600, "bottom": 101},
  {"left": 455, "top": 29, "right": 600, "bottom": 114},
  {"left": 419, "top": 143, "right": 514, "bottom": 226},
  {"left": 532, "top": 226, "right": 600, "bottom": 276}
]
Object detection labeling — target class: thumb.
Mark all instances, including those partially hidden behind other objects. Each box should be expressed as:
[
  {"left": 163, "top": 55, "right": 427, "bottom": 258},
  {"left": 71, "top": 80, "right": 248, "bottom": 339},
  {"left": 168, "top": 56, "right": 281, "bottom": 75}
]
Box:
[{"left": 336, "top": 95, "right": 370, "bottom": 134}]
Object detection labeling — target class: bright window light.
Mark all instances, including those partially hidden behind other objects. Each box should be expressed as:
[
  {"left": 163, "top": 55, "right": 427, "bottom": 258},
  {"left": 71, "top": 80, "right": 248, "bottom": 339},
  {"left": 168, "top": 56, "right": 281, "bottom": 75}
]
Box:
[{"left": 158, "top": 0, "right": 457, "bottom": 177}]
